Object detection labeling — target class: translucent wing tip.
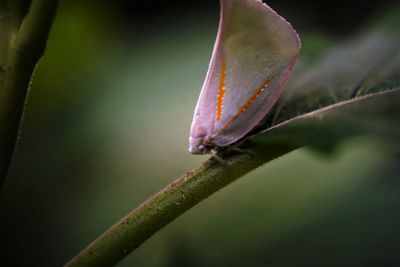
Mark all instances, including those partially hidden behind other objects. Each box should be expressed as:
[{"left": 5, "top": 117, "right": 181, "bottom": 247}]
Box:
[
  {"left": 256, "top": 0, "right": 301, "bottom": 45},
  {"left": 220, "top": 0, "right": 301, "bottom": 52}
]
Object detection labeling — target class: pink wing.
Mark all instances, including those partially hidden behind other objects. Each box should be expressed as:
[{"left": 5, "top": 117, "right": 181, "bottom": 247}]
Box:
[{"left": 189, "top": 0, "right": 300, "bottom": 153}]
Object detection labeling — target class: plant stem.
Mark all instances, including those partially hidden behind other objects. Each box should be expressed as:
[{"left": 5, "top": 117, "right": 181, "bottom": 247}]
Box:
[
  {"left": 0, "top": 0, "right": 59, "bottom": 191},
  {"left": 65, "top": 143, "right": 298, "bottom": 267}
]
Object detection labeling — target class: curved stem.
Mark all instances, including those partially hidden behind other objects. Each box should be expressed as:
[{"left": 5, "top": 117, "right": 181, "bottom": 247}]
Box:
[
  {"left": 0, "top": 0, "right": 59, "bottom": 191},
  {"left": 65, "top": 143, "right": 298, "bottom": 267}
]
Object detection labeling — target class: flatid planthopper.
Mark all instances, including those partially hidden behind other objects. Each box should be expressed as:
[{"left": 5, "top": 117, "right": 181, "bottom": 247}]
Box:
[{"left": 189, "top": 0, "right": 300, "bottom": 155}]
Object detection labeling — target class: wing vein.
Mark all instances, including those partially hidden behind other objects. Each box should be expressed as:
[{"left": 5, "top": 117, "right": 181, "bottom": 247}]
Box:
[
  {"left": 222, "top": 74, "right": 274, "bottom": 130},
  {"left": 216, "top": 55, "right": 226, "bottom": 121}
]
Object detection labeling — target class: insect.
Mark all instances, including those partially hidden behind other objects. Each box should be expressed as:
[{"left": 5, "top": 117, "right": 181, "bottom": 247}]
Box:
[{"left": 189, "top": 0, "right": 300, "bottom": 154}]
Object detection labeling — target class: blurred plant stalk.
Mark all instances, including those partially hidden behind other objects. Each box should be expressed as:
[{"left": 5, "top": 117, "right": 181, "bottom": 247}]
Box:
[{"left": 0, "top": 0, "right": 59, "bottom": 191}]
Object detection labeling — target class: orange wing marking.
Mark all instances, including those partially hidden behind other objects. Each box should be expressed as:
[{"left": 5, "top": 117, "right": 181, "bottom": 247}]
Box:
[
  {"left": 223, "top": 75, "right": 274, "bottom": 129},
  {"left": 236, "top": 75, "right": 273, "bottom": 116},
  {"left": 216, "top": 55, "right": 226, "bottom": 121}
]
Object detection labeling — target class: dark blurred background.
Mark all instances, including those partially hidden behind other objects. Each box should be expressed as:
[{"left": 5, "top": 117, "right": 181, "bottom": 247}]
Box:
[{"left": 1, "top": 0, "right": 399, "bottom": 266}]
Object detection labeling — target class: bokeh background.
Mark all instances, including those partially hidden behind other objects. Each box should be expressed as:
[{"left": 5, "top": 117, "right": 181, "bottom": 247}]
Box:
[{"left": 1, "top": 0, "right": 399, "bottom": 266}]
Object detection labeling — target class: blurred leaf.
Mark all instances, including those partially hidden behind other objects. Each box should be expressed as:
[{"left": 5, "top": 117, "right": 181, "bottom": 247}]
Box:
[
  {"left": 252, "top": 88, "right": 400, "bottom": 153},
  {"left": 252, "top": 28, "right": 400, "bottom": 152}
]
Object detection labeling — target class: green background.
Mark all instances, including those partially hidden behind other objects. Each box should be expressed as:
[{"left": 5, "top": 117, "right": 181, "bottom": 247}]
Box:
[{"left": 1, "top": 1, "right": 399, "bottom": 266}]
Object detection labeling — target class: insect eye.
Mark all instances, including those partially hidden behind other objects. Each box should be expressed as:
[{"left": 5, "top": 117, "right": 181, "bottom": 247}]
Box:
[{"left": 198, "top": 145, "right": 206, "bottom": 152}]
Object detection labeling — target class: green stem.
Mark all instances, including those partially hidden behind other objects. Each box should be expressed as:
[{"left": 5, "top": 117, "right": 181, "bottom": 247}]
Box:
[
  {"left": 65, "top": 143, "right": 298, "bottom": 267},
  {"left": 0, "top": 0, "right": 59, "bottom": 190}
]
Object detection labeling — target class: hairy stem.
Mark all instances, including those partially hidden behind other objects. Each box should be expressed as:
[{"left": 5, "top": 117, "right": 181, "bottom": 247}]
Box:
[
  {"left": 65, "top": 143, "right": 298, "bottom": 267},
  {"left": 0, "top": 0, "right": 59, "bottom": 190}
]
